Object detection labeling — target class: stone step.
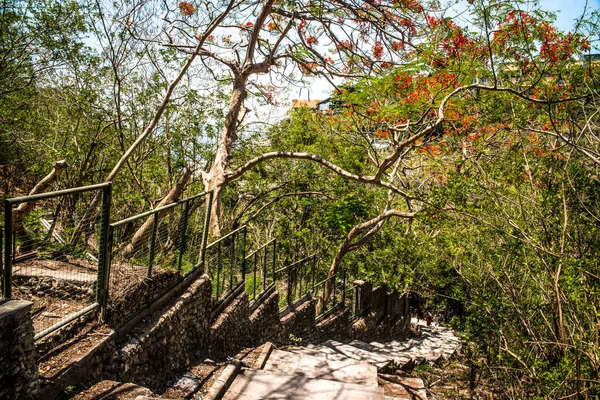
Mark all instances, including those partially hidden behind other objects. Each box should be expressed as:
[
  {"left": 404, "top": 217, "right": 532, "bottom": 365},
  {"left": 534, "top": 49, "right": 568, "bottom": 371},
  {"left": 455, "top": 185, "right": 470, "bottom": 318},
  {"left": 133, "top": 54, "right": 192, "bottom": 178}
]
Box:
[
  {"left": 223, "top": 369, "right": 385, "bottom": 400},
  {"left": 367, "top": 342, "right": 414, "bottom": 366},
  {"left": 287, "top": 345, "right": 361, "bottom": 363},
  {"left": 320, "top": 340, "right": 395, "bottom": 369},
  {"left": 264, "top": 349, "right": 378, "bottom": 386}
]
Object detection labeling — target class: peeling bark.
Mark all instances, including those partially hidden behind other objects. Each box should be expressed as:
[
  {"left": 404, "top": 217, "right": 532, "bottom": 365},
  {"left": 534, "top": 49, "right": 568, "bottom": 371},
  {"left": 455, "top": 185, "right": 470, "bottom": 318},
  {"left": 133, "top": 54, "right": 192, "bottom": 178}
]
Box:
[{"left": 202, "top": 77, "right": 248, "bottom": 236}]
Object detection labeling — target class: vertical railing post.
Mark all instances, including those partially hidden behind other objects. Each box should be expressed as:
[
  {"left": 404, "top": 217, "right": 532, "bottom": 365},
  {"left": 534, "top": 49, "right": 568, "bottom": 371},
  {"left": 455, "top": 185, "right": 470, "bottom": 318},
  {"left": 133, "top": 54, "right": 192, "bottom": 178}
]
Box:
[
  {"left": 287, "top": 267, "right": 292, "bottom": 305},
  {"left": 3, "top": 200, "right": 13, "bottom": 298},
  {"left": 216, "top": 240, "right": 221, "bottom": 298},
  {"left": 96, "top": 183, "right": 112, "bottom": 308},
  {"left": 229, "top": 234, "right": 235, "bottom": 291},
  {"left": 272, "top": 240, "right": 277, "bottom": 284},
  {"left": 262, "top": 244, "right": 268, "bottom": 291},
  {"left": 332, "top": 273, "right": 337, "bottom": 307},
  {"left": 147, "top": 213, "right": 158, "bottom": 278},
  {"left": 101, "top": 226, "right": 114, "bottom": 320},
  {"left": 299, "top": 265, "right": 303, "bottom": 299},
  {"left": 311, "top": 255, "right": 316, "bottom": 294},
  {"left": 200, "top": 191, "right": 213, "bottom": 271},
  {"left": 253, "top": 251, "right": 258, "bottom": 300},
  {"left": 342, "top": 269, "right": 347, "bottom": 305},
  {"left": 241, "top": 227, "right": 247, "bottom": 280},
  {"left": 177, "top": 201, "right": 190, "bottom": 272}
]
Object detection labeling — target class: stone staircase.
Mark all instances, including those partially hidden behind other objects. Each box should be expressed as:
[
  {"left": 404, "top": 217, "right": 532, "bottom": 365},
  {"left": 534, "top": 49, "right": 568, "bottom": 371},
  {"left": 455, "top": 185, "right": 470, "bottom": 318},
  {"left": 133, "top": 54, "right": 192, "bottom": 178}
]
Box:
[{"left": 222, "top": 324, "right": 460, "bottom": 400}]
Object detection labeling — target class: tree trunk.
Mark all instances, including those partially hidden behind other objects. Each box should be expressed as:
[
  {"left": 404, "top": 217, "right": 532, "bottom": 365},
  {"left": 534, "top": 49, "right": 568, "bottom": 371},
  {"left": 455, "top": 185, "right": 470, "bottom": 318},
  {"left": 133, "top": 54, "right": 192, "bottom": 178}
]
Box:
[
  {"left": 316, "top": 209, "right": 415, "bottom": 315},
  {"left": 122, "top": 166, "right": 194, "bottom": 257},
  {"left": 202, "top": 76, "right": 247, "bottom": 237}
]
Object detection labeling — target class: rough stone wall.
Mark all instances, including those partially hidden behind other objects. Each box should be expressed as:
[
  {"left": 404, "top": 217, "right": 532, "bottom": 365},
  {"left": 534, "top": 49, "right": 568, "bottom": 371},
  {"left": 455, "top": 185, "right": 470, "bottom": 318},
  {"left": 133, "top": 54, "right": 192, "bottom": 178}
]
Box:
[
  {"left": 351, "top": 313, "right": 378, "bottom": 342},
  {"left": 116, "top": 275, "right": 212, "bottom": 389},
  {"left": 0, "top": 299, "right": 39, "bottom": 400},
  {"left": 312, "top": 307, "right": 351, "bottom": 342},
  {"left": 248, "top": 289, "right": 280, "bottom": 344},
  {"left": 210, "top": 291, "right": 250, "bottom": 359},
  {"left": 278, "top": 297, "right": 316, "bottom": 343}
]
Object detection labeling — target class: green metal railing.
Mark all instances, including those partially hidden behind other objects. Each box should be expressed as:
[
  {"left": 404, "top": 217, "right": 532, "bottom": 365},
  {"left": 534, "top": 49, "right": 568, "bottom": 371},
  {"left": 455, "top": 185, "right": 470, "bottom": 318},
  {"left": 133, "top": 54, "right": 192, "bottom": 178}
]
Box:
[
  {"left": 108, "top": 191, "right": 212, "bottom": 305},
  {"left": 206, "top": 226, "right": 247, "bottom": 303},
  {"left": 2, "top": 183, "right": 112, "bottom": 340},
  {"left": 245, "top": 239, "right": 276, "bottom": 304},
  {"left": 276, "top": 255, "right": 316, "bottom": 310},
  {"left": 314, "top": 269, "right": 348, "bottom": 321}
]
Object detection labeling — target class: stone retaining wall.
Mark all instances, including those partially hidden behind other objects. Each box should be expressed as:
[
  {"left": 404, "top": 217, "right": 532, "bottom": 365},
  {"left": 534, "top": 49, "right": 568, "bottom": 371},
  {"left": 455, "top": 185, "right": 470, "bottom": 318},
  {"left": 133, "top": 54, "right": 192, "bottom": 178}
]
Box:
[
  {"left": 0, "top": 300, "right": 39, "bottom": 399},
  {"left": 210, "top": 291, "right": 250, "bottom": 358},
  {"left": 115, "top": 275, "right": 212, "bottom": 389}
]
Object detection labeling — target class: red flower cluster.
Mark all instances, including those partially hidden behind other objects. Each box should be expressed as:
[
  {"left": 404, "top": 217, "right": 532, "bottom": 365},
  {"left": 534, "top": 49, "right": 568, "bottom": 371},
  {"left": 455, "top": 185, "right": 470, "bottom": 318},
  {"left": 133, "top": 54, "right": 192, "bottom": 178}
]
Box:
[
  {"left": 306, "top": 36, "right": 319, "bottom": 46},
  {"left": 373, "top": 42, "right": 384, "bottom": 59},
  {"left": 178, "top": 1, "right": 194, "bottom": 16}
]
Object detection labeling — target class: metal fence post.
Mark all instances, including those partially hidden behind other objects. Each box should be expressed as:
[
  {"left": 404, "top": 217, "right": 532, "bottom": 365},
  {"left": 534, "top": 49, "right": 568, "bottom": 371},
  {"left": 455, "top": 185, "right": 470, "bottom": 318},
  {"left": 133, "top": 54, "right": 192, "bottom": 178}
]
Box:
[
  {"left": 272, "top": 240, "right": 277, "bottom": 284},
  {"left": 96, "top": 183, "right": 112, "bottom": 307},
  {"left": 3, "top": 199, "right": 13, "bottom": 298},
  {"left": 216, "top": 240, "right": 221, "bottom": 298},
  {"left": 287, "top": 267, "right": 292, "bottom": 305},
  {"left": 241, "top": 226, "right": 247, "bottom": 279},
  {"left": 342, "top": 269, "right": 347, "bottom": 305},
  {"left": 311, "top": 255, "right": 316, "bottom": 294},
  {"left": 200, "top": 191, "right": 213, "bottom": 271},
  {"left": 253, "top": 251, "right": 258, "bottom": 300},
  {"left": 229, "top": 234, "right": 235, "bottom": 291},
  {"left": 177, "top": 201, "right": 190, "bottom": 272},
  {"left": 299, "top": 265, "right": 303, "bottom": 298},
  {"left": 262, "top": 244, "right": 268, "bottom": 291},
  {"left": 102, "top": 226, "right": 114, "bottom": 319},
  {"left": 147, "top": 213, "right": 158, "bottom": 278}
]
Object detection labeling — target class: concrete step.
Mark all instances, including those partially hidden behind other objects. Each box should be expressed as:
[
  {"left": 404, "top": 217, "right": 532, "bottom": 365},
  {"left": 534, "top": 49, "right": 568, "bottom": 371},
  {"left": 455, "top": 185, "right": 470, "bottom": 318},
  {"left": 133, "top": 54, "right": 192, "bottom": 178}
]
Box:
[
  {"left": 287, "top": 345, "right": 366, "bottom": 363},
  {"left": 264, "top": 349, "right": 378, "bottom": 386},
  {"left": 223, "top": 368, "right": 385, "bottom": 400},
  {"left": 320, "top": 340, "right": 395, "bottom": 369},
  {"left": 367, "top": 342, "right": 414, "bottom": 367}
]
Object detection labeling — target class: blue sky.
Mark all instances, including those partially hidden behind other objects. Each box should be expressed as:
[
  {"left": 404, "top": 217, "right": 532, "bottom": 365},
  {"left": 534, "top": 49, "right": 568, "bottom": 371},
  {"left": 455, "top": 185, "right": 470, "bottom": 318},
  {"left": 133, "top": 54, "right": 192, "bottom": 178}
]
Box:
[{"left": 542, "top": 0, "right": 599, "bottom": 32}]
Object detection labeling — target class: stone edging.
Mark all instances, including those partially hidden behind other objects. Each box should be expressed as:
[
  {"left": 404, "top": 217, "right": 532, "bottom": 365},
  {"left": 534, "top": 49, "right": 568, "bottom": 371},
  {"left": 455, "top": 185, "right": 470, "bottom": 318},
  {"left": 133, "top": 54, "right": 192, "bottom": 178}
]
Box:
[{"left": 204, "top": 359, "right": 242, "bottom": 400}]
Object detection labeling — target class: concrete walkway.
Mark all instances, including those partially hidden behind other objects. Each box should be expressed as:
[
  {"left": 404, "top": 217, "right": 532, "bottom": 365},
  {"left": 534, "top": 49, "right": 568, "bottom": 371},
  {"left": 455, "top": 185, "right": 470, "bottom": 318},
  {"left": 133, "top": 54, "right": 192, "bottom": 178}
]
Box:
[{"left": 222, "top": 322, "right": 461, "bottom": 400}]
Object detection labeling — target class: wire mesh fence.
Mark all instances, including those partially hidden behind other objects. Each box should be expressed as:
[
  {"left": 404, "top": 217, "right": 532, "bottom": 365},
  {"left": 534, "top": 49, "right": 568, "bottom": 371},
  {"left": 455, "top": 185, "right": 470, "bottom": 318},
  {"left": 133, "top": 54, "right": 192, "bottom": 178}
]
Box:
[
  {"left": 107, "top": 192, "right": 211, "bottom": 308},
  {"left": 275, "top": 255, "right": 316, "bottom": 310},
  {"left": 314, "top": 269, "right": 348, "bottom": 320},
  {"left": 244, "top": 239, "right": 276, "bottom": 304},
  {"left": 205, "top": 226, "right": 247, "bottom": 304},
  {"left": 2, "top": 183, "right": 111, "bottom": 339}
]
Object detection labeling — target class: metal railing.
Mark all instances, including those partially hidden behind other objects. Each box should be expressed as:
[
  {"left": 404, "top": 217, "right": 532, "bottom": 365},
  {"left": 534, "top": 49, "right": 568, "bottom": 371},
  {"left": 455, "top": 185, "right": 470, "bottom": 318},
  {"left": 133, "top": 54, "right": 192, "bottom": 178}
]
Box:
[
  {"left": 314, "top": 269, "right": 348, "bottom": 321},
  {"left": 244, "top": 239, "right": 276, "bottom": 304},
  {"left": 276, "top": 255, "right": 316, "bottom": 310},
  {"left": 206, "top": 226, "right": 247, "bottom": 303},
  {"left": 107, "top": 192, "right": 212, "bottom": 308},
  {"left": 2, "top": 183, "right": 112, "bottom": 340}
]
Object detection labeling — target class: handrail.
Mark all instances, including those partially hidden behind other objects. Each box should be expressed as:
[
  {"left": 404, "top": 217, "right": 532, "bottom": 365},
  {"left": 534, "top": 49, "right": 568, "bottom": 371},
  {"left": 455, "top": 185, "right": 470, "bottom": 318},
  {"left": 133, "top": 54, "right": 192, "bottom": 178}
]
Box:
[
  {"left": 206, "top": 225, "right": 247, "bottom": 249},
  {"left": 4, "top": 182, "right": 112, "bottom": 204},
  {"left": 111, "top": 191, "right": 211, "bottom": 228}
]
